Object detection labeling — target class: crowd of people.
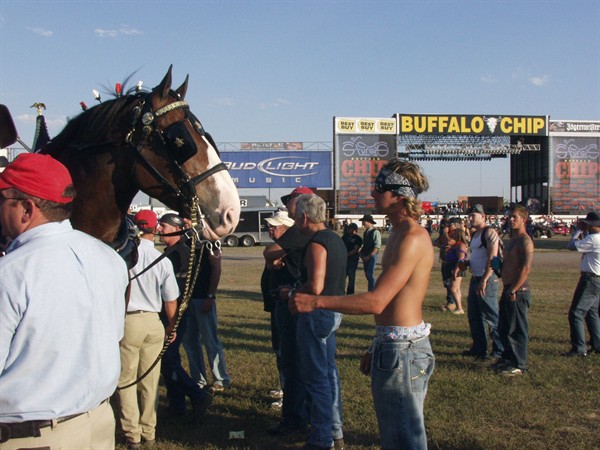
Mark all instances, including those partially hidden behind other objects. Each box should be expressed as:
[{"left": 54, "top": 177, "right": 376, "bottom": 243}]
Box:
[{"left": 0, "top": 153, "right": 598, "bottom": 450}]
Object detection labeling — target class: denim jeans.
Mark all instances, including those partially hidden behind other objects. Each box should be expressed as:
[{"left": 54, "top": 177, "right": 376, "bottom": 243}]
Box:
[
  {"left": 160, "top": 311, "right": 210, "bottom": 412},
  {"left": 371, "top": 336, "right": 434, "bottom": 450},
  {"left": 568, "top": 274, "right": 600, "bottom": 353},
  {"left": 346, "top": 257, "right": 359, "bottom": 295},
  {"left": 297, "top": 310, "right": 343, "bottom": 447},
  {"left": 498, "top": 287, "right": 531, "bottom": 370},
  {"left": 183, "top": 297, "right": 231, "bottom": 387},
  {"left": 441, "top": 261, "right": 456, "bottom": 305},
  {"left": 467, "top": 274, "right": 503, "bottom": 357},
  {"left": 363, "top": 255, "right": 378, "bottom": 292},
  {"left": 275, "top": 300, "right": 308, "bottom": 428}
]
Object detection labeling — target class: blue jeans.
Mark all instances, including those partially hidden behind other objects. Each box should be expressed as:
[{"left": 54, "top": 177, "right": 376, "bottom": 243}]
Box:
[
  {"left": 346, "top": 257, "right": 359, "bottom": 295},
  {"left": 467, "top": 274, "right": 503, "bottom": 357},
  {"left": 371, "top": 336, "right": 434, "bottom": 450},
  {"left": 160, "top": 311, "right": 210, "bottom": 412},
  {"left": 441, "top": 261, "right": 456, "bottom": 305},
  {"left": 568, "top": 274, "right": 600, "bottom": 353},
  {"left": 183, "top": 297, "right": 231, "bottom": 387},
  {"left": 297, "top": 310, "right": 343, "bottom": 447},
  {"left": 498, "top": 287, "right": 531, "bottom": 370},
  {"left": 275, "top": 300, "right": 308, "bottom": 428},
  {"left": 363, "top": 255, "right": 378, "bottom": 292}
]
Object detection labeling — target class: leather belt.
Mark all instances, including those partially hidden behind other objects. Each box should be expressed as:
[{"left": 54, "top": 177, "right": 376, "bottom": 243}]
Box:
[
  {"left": 0, "top": 400, "right": 107, "bottom": 443},
  {"left": 126, "top": 310, "right": 155, "bottom": 315}
]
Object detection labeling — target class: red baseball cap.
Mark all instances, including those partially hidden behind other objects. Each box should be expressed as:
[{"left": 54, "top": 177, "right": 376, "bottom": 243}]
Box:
[
  {"left": 0, "top": 153, "right": 74, "bottom": 204},
  {"left": 134, "top": 209, "right": 158, "bottom": 231},
  {"left": 281, "top": 186, "right": 314, "bottom": 206}
]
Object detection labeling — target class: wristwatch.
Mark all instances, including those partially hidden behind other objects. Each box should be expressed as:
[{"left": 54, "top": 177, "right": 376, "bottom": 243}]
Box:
[{"left": 207, "top": 294, "right": 216, "bottom": 299}]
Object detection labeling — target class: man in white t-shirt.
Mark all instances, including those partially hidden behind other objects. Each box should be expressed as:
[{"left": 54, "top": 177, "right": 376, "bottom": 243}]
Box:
[
  {"left": 116, "top": 210, "right": 179, "bottom": 449},
  {"left": 462, "top": 204, "right": 504, "bottom": 360}
]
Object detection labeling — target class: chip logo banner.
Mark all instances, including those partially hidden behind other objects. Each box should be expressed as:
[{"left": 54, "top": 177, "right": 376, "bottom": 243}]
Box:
[
  {"left": 221, "top": 151, "right": 332, "bottom": 188},
  {"left": 335, "top": 117, "right": 397, "bottom": 135},
  {"left": 395, "top": 114, "right": 548, "bottom": 136}
]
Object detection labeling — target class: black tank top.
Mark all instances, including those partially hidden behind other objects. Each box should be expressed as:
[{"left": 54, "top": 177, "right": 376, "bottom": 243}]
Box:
[{"left": 301, "top": 229, "right": 347, "bottom": 296}]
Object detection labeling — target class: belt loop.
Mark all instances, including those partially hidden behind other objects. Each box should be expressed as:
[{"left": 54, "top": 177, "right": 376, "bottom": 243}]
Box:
[{"left": 51, "top": 419, "right": 58, "bottom": 429}]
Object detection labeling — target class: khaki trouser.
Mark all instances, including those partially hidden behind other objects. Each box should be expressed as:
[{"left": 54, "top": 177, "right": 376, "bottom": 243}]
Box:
[
  {"left": 115, "top": 312, "right": 164, "bottom": 444},
  {"left": 0, "top": 400, "right": 115, "bottom": 450}
]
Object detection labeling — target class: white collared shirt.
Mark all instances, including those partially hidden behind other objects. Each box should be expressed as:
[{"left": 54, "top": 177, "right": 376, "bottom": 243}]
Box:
[{"left": 569, "top": 231, "right": 600, "bottom": 275}]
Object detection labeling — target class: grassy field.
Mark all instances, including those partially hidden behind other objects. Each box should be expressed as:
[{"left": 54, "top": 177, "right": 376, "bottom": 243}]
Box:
[{"left": 116, "top": 236, "right": 600, "bottom": 450}]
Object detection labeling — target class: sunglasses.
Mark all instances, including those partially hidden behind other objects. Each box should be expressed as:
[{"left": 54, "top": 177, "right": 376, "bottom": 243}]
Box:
[{"left": 374, "top": 183, "right": 412, "bottom": 194}]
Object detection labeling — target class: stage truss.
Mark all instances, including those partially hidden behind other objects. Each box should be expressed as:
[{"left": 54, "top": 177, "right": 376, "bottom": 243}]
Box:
[{"left": 397, "top": 134, "right": 540, "bottom": 161}]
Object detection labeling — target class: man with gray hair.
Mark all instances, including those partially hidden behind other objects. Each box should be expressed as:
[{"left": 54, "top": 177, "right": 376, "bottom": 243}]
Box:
[{"left": 286, "top": 194, "right": 347, "bottom": 450}]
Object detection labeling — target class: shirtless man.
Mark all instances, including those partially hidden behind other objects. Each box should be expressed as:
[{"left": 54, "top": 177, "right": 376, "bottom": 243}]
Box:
[
  {"left": 494, "top": 204, "right": 534, "bottom": 376},
  {"left": 291, "top": 159, "right": 434, "bottom": 450}
]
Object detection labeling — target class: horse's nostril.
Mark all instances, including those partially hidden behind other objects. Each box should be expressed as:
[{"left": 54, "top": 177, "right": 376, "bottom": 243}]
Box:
[{"left": 222, "top": 208, "right": 238, "bottom": 233}]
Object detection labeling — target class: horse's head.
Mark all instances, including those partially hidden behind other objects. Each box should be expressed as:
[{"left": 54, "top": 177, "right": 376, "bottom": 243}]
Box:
[{"left": 131, "top": 66, "right": 240, "bottom": 241}]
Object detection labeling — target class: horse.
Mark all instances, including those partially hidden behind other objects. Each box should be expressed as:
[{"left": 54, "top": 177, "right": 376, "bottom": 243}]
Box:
[{"left": 37, "top": 65, "right": 240, "bottom": 253}]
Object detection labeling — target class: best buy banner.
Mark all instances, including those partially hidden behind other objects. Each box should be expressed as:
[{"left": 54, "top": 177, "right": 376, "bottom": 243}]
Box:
[{"left": 396, "top": 114, "right": 548, "bottom": 136}]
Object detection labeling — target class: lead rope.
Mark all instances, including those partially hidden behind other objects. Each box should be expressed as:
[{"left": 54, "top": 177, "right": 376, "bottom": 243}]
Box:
[{"left": 118, "top": 197, "right": 214, "bottom": 390}]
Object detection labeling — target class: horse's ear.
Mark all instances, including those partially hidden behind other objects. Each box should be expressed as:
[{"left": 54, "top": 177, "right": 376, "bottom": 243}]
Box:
[
  {"left": 175, "top": 75, "right": 189, "bottom": 100},
  {"left": 156, "top": 65, "right": 173, "bottom": 100}
]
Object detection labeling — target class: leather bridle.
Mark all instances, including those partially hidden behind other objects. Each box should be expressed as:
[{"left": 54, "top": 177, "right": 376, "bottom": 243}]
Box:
[{"left": 125, "top": 91, "right": 228, "bottom": 226}]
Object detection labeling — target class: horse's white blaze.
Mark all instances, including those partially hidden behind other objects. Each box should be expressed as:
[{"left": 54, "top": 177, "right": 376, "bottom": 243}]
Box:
[{"left": 197, "top": 137, "right": 240, "bottom": 240}]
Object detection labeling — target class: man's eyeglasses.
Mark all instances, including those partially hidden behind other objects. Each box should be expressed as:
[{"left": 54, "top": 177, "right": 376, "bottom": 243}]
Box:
[{"left": 374, "top": 183, "right": 411, "bottom": 194}]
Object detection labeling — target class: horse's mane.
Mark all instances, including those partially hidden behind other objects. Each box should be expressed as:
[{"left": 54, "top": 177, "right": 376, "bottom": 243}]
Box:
[{"left": 43, "top": 75, "right": 147, "bottom": 156}]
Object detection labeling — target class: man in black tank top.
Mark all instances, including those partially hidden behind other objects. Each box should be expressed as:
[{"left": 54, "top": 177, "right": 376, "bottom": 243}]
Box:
[{"left": 286, "top": 194, "right": 347, "bottom": 450}]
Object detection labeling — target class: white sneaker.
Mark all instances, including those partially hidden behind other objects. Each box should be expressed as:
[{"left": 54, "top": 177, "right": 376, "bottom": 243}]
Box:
[
  {"left": 270, "top": 399, "right": 283, "bottom": 409},
  {"left": 269, "top": 389, "right": 283, "bottom": 399}
]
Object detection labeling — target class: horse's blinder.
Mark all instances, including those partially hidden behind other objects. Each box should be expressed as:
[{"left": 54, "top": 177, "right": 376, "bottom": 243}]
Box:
[{"left": 126, "top": 94, "right": 228, "bottom": 216}]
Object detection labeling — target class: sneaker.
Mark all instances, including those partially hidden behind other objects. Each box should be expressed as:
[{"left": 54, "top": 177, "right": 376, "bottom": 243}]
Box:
[
  {"left": 451, "top": 309, "right": 465, "bottom": 315},
  {"left": 142, "top": 439, "right": 156, "bottom": 449},
  {"left": 207, "top": 384, "right": 226, "bottom": 394},
  {"left": 500, "top": 367, "right": 523, "bottom": 377},
  {"left": 267, "top": 422, "right": 307, "bottom": 436},
  {"left": 269, "top": 389, "right": 284, "bottom": 399},
  {"left": 126, "top": 441, "right": 142, "bottom": 450},
  {"left": 270, "top": 399, "right": 283, "bottom": 409},
  {"left": 562, "top": 350, "right": 588, "bottom": 357}
]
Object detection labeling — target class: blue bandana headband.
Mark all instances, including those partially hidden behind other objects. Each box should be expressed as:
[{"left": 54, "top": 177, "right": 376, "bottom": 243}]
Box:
[{"left": 375, "top": 168, "right": 417, "bottom": 198}]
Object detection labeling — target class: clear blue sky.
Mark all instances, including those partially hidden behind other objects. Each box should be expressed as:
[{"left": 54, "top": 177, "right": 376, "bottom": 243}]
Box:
[{"left": 1, "top": 0, "right": 599, "bottom": 204}]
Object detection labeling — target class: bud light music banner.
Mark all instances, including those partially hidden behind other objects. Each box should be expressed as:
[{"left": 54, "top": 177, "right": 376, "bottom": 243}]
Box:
[
  {"left": 221, "top": 151, "right": 333, "bottom": 189},
  {"left": 335, "top": 134, "right": 397, "bottom": 212}
]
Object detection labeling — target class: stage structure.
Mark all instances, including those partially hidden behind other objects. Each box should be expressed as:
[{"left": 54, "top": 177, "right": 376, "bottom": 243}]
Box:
[{"left": 333, "top": 114, "right": 548, "bottom": 215}]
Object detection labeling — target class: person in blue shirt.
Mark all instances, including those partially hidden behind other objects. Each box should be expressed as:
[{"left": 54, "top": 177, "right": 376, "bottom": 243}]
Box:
[{"left": 0, "top": 153, "right": 129, "bottom": 450}]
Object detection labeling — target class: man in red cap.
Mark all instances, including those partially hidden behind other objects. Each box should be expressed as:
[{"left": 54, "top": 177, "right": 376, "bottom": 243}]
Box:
[
  {"left": 0, "top": 153, "right": 129, "bottom": 449},
  {"left": 116, "top": 209, "right": 179, "bottom": 449}
]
